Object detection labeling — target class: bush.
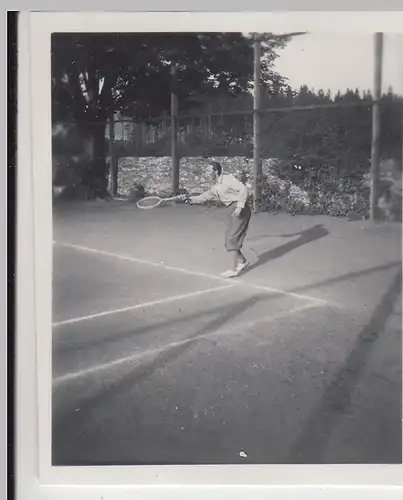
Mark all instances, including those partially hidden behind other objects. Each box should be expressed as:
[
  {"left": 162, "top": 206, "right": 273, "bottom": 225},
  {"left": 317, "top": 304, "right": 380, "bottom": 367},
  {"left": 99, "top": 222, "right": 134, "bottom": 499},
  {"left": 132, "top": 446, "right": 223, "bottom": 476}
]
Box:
[
  {"left": 260, "top": 165, "right": 401, "bottom": 221},
  {"left": 258, "top": 156, "right": 373, "bottom": 218},
  {"left": 128, "top": 183, "right": 146, "bottom": 202},
  {"left": 378, "top": 183, "right": 402, "bottom": 221},
  {"left": 54, "top": 185, "right": 93, "bottom": 202}
]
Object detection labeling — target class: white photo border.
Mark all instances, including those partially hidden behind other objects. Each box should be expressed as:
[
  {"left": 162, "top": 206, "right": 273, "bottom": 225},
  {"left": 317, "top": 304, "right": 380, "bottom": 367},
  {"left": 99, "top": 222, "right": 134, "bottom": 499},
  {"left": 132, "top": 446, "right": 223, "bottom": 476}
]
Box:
[{"left": 17, "top": 9, "right": 403, "bottom": 499}]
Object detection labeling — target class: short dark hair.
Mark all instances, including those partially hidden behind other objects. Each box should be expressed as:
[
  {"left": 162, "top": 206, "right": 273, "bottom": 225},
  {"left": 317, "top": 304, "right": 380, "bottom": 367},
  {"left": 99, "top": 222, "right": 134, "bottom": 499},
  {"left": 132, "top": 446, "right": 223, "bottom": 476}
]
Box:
[{"left": 209, "top": 161, "right": 222, "bottom": 176}]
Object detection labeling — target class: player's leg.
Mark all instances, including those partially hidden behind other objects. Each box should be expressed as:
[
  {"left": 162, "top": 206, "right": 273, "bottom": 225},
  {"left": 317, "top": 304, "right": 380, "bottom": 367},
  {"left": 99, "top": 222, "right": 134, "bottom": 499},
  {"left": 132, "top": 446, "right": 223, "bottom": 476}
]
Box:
[
  {"left": 222, "top": 205, "right": 251, "bottom": 277},
  {"left": 235, "top": 204, "right": 251, "bottom": 272},
  {"left": 235, "top": 250, "right": 247, "bottom": 268},
  {"left": 228, "top": 249, "right": 245, "bottom": 272}
]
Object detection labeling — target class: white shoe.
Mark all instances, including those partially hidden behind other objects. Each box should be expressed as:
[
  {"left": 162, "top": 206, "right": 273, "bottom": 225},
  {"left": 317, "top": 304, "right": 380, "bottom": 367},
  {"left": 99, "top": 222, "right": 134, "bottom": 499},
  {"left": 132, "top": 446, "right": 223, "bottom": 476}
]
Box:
[
  {"left": 236, "top": 260, "right": 250, "bottom": 274},
  {"left": 220, "top": 261, "right": 250, "bottom": 279},
  {"left": 220, "top": 269, "right": 239, "bottom": 278}
]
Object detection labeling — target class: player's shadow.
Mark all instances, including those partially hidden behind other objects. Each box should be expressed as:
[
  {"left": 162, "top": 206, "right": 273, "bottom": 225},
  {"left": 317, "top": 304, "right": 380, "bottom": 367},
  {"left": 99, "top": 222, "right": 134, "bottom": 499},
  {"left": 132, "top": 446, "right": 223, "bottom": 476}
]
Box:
[{"left": 246, "top": 224, "right": 329, "bottom": 272}]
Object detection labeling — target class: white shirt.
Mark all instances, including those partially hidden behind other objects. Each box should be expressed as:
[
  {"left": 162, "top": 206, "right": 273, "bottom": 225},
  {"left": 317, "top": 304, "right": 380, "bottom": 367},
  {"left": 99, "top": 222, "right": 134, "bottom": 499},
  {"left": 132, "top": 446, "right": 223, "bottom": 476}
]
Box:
[{"left": 191, "top": 174, "right": 250, "bottom": 209}]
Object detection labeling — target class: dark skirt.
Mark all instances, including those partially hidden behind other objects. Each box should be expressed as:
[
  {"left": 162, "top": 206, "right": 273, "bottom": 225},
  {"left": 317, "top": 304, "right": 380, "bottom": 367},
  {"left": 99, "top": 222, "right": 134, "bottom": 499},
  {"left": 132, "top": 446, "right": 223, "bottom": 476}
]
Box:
[{"left": 224, "top": 204, "right": 251, "bottom": 251}]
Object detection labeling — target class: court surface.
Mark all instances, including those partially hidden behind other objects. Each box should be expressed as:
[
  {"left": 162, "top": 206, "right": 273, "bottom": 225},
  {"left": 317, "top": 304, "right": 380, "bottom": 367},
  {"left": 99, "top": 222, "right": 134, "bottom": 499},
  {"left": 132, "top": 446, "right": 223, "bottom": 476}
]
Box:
[{"left": 52, "top": 202, "right": 402, "bottom": 465}]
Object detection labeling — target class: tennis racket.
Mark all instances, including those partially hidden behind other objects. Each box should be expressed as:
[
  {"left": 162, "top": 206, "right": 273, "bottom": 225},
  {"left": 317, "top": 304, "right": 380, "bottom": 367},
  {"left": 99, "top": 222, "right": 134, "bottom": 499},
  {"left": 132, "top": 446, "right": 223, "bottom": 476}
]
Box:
[{"left": 136, "top": 195, "right": 189, "bottom": 209}]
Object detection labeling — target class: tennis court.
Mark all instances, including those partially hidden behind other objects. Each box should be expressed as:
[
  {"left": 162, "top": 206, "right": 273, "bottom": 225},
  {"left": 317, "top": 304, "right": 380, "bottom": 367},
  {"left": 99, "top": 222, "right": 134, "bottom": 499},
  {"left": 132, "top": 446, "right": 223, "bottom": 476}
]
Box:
[{"left": 52, "top": 201, "right": 402, "bottom": 465}]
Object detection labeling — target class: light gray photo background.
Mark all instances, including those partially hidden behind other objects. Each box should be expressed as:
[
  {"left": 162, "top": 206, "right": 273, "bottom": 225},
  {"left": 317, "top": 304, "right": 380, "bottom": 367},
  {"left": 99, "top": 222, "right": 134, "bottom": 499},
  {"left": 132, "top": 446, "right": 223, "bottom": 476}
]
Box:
[{"left": 14, "top": 2, "right": 403, "bottom": 498}]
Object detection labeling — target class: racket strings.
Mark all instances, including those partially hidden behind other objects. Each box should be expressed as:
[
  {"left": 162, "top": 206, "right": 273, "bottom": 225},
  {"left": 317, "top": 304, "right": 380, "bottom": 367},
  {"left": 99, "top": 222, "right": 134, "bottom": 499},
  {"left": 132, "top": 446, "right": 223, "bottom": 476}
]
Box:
[
  {"left": 137, "top": 196, "right": 162, "bottom": 208},
  {"left": 136, "top": 194, "right": 188, "bottom": 209}
]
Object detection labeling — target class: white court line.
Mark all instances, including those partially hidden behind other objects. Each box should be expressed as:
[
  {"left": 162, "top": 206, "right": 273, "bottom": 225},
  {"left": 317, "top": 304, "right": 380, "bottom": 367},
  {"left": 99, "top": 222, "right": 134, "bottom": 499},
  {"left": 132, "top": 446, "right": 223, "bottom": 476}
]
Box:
[
  {"left": 53, "top": 302, "right": 322, "bottom": 386},
  {"left": 53, "top": 241, "right": 329, "bottom": 305},
  {"left": 53, "top": 284, "right": 234, "bottom": 327}
]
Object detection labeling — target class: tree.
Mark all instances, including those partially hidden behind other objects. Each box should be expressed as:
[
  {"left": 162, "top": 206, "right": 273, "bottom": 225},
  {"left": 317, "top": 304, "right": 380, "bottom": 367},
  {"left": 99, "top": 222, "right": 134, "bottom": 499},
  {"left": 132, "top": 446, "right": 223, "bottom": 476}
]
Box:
[
  {"left": 52, "top": 33, "right": 147, "bottom": 196},
  {"left": 52, "top": 32, "right": 290, "bottom": 197}
]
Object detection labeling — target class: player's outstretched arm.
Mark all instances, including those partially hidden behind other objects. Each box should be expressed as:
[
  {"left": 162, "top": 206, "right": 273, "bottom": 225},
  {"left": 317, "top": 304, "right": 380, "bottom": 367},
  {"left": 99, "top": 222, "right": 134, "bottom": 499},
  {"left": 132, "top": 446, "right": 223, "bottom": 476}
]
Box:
[{"left": 188, "top": 188, "right": 217, "bottom": 204}]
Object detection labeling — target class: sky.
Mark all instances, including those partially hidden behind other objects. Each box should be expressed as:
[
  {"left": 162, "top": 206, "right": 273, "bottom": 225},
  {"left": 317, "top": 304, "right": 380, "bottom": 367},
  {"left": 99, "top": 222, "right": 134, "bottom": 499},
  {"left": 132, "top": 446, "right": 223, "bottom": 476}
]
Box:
[{"left": 273, "top": 33, "right": 403, "bottom": 96}]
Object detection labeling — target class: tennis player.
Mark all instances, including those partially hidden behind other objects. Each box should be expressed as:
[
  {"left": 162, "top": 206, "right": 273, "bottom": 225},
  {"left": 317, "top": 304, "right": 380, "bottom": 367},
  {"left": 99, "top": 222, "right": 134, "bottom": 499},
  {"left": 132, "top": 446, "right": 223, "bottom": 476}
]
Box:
[{"left": 181, "top": 161, "right": 252, "bottom": 278}]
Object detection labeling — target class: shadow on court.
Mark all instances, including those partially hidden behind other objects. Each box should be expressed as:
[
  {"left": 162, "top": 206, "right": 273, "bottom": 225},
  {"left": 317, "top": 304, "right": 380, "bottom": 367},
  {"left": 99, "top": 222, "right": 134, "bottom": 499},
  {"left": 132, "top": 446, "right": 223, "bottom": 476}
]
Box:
[
  {"left": 54, "top": 293, "right": 264, "bottom": 356},
  {"left": 247, "top": 225, "right": 329, "bottom": 272},
  {"left": 286, "top": 266, "right": 402, "bottom": 464},
  {"left": 55, "top": 260, "right": 399, "bottom": 357},
  {"left": 52, "top": 294, "right": 263, "bottom": 465},
  {"left": 288, "top": 261, "right": 401, "bottom": 296}
]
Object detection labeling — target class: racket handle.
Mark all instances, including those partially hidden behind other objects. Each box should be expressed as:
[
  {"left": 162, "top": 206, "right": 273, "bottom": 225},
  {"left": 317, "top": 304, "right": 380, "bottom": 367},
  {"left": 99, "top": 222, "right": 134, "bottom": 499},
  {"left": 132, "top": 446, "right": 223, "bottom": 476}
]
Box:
[{"left": 176, "top": 195, "right": 191, "bottom": 203}]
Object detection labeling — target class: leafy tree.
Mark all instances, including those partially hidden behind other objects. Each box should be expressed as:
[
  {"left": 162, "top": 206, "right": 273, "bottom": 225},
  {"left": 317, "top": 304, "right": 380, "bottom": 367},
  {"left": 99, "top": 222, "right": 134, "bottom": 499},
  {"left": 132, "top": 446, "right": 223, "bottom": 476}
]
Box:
[{"left": 52, "top": 32, "right": 291, "bottom": 196}]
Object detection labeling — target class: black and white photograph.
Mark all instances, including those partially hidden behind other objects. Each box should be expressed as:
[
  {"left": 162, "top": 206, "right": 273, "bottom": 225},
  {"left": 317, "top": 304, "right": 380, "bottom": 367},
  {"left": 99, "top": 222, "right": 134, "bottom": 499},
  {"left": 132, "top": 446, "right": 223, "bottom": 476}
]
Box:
[{"left": 49, "top": 25, "right": 402, "bottom": 468}]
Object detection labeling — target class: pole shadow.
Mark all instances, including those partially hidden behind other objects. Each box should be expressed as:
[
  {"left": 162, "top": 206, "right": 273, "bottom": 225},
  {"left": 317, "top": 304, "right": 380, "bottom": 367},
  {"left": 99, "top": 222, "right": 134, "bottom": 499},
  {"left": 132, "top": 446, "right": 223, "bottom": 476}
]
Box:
[
  {"left": 245, "top": 224, "right": 329, "bottom": 273},
  {"left": 287, "top": 261, "right": 401, "bottom": 296},
  {"left": 52, "top": 294, "right": 263, "bottom": 465},
  {"left": 285, "top": 267, "right": 402, "bottom": 464}
]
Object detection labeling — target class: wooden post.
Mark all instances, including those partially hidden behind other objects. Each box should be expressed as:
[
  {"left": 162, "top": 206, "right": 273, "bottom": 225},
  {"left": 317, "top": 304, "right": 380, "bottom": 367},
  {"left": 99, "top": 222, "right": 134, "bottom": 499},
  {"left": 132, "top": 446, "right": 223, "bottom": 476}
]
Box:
[
  {"left": 171, "top": 63, "right": 179, "bottom": 195},
  {"left": 162, "top": 112, "right": 168, "bottom": 136},
  {"left": 108, "top": 115, "right": 118, "bottom": 197},
  {"left": 252, "top": 34, "right": 262, "bottom": 212},
  {"left": 370, "top": 32, "right": 383, "bottom": 222},
  {"left": 141, "top": 123, "right": 146, "bottom": 144}
]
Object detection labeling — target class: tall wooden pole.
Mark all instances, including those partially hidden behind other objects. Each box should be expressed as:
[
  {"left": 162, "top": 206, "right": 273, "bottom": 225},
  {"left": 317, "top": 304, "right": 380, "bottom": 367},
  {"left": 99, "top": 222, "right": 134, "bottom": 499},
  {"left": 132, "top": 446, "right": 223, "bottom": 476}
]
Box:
[
  {"left": 108, "top": 114, "right": 118, "bottom": 197},
  {"left": 401, "top": 113, "right": 403, "bottom": 172},
  {"left": 171, "top": 63, "right": 179, "bottom": 195},
  {"left": 253, "top": 35, "right": 261, "bottom": 212},
  {"left": 370, "top": 32, "right": 383, "bottom": 222}
]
